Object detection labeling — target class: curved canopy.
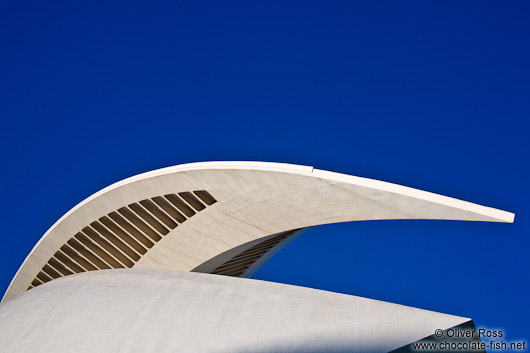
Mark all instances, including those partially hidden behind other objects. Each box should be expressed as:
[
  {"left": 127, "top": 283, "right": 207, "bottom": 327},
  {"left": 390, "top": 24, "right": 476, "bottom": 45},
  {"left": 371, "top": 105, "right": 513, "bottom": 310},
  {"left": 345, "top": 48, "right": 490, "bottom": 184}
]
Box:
[
  {"left": 0, "top": 269, "right": 475, "bottom": 353},
  {"left": 2, "top": 161, "right": 514, "bottom": 302}
]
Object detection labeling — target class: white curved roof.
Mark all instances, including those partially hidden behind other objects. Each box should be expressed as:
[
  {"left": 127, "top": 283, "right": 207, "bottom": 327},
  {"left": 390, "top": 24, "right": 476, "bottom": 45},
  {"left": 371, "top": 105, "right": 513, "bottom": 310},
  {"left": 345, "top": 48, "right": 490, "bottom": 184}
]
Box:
[
  {"left": 0, "top": 269, "right": 472, "bottom": 353},
  {"left": 2, "top": 161, "right": 514, "bottom": 302}
]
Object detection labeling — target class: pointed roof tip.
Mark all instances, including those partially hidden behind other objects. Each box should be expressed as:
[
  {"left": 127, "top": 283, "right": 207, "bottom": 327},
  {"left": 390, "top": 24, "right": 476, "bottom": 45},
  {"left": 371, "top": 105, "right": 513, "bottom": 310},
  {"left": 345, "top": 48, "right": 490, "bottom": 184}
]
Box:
[
  {"left": 503, "top": 211, "right": 515, "bottom": 223},
  {"left": 463, "top": 206, "right": 514, "bottom": 223},
  {"left": 312, "top": 167, "right": 515, "bottom": 224},
  {"left": 473, "top": 205, "right": 514, "bottom": 223}
]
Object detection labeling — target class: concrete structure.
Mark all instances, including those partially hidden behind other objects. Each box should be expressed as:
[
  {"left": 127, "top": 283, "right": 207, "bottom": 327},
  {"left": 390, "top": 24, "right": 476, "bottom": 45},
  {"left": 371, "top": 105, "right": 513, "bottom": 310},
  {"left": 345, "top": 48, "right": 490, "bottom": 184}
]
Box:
[
  {"left": 0, "top": 161, "right": 514, "bottom": 352},
  {"left": 0, "top": 269, "right": 482, "bottom": 353},
  {"left": 2, "top": 162, "right": 513, "bottom": 301}
]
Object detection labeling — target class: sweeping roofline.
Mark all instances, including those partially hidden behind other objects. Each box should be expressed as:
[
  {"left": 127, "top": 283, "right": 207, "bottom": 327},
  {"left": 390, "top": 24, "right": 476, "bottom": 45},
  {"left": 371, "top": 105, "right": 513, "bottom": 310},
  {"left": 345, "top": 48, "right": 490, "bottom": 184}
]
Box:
[
  {"left": 3, "top": 161, "right": 514, "bottom": 302},
  {"left": 36, "top": 161, "right": 514, "bottom": 228}
]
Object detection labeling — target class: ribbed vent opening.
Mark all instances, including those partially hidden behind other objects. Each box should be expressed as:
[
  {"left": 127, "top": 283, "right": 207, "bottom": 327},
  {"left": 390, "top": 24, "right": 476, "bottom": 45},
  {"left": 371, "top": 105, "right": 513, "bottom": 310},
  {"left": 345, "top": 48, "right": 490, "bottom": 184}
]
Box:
[
  {"left": 193, "top": 190, "right": 217, "bottom": 206},
  {"left": 118, "top": 207, "right": 162, "bottom": 242},
  {"left": 31, "top": 278, "right": 43, "bottom": 287},
  {"left": 211, "top": 230, "right": 297, "bottom": 277},
  {"left": 75, "top": 231, "right": 123, "bottom": 268},
  {"left": 108, "top": 212, "right": 154, "bottom": 249},
  {"left": 42, "top": 265, "right": 61, "bottom": 279},
  {"left": 152, "top": 196, "right": 186, "bottom": 223},
  {"left": 82, "top": 227, "right": 132, "bottom": 268},
  {"left": 128, "top": 203, "right": 169, "bottom": 235},
  {"left": 27, "top": 191, "right": 216, "bottom": 290},
  {"left": 60, "top": 244, "right": 97, "bottom": 271},
  {"left": 54, "top": 251, "right": 85, "bottom": 273},
  {"left": 36, "top": 271, "right": 52, "bottom": 283},
  {"left": 93, "top": 219, "right": 142, "bottom": 260},
  {"left": 179, "top": 192, "right": 206, "bottom": 211},
  {"left": 164, "top": 194, "right": 195, "bottom": 217},
  {"left": 139, "top": 199, "right": 178, "bottom": 229},
  {"left": 48, "top": 257, "right": 74, "bottom": 276},
  {"left": 99, "top": 216, "right": 148, "bottom": 255}
]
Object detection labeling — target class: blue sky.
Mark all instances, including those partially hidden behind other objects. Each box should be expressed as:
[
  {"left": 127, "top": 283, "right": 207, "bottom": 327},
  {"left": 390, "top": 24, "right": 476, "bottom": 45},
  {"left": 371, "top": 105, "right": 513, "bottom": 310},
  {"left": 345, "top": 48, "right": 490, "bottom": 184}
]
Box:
[{"left": 1, "top": 0, "right": 528, "bottom": 345}]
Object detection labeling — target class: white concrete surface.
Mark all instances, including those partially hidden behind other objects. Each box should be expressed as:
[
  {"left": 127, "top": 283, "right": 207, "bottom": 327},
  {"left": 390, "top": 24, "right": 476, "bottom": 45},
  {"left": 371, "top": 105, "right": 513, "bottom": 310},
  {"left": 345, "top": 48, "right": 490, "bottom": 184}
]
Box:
[
  {"left": 0, "top": 269, "right": 471, "bottom": 353},
  {"left": 3, "top": 162, "right": 515, "bottom": 301}
]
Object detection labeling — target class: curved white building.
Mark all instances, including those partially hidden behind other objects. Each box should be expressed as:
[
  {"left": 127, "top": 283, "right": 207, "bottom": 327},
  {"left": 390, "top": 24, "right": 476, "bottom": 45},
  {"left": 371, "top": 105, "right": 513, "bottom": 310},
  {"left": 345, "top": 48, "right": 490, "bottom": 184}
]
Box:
[{"left": 0, "top": 162, "right": 514, "bottom": 352}]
